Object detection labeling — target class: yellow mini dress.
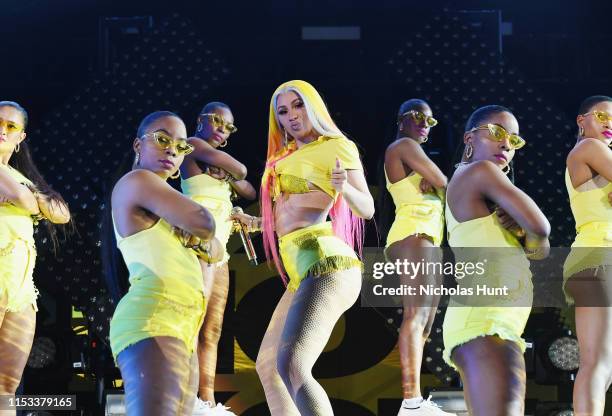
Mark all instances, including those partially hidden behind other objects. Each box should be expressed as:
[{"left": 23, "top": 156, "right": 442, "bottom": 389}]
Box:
[
  {"left": 182, "top": 173, "right": 234, "bottom": 264},
  {"left": 563, "top": 169, "right": 612, "bottom": 305},
  {"left": 442, "top": 202, "right": 532, "bottom": 368},
  {"left": 0, "top": 164, "right": 39, "bottom": 312},
  {"left": 271, "top": 136, "right": 363, "bottom": 291},
  {"left": 109, "top": 217, "right": 207, "bottom": 361},
  {"left": 385, "top": 169, "right": 444, "bottom": 249}
]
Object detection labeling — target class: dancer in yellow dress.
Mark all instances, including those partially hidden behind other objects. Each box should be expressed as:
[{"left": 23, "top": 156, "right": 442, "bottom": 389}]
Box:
[
  {"left": 383, "top": 99, "right": 453, "bottom": 416},
  {"left": 0, "top": 101, "right": 70, "bottom": 409},
  {"left": 232, "top": 80, "right": 374, "bottom": 415},
  {"left": 442, "top": 105, "right": 550, "bottom": 416},
  {"left": 564, "top": 95, "right": 612, "bottom": 416},
  {"left": 103, "top": 110, "right": 223, "bottom": 415},
  {"left": 180, "top": 102, "right": 256, "bottom": 415}
]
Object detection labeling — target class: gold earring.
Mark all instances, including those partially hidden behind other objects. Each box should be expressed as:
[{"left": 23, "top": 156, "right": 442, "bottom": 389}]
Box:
[
  {"left": 135, "top": 152, "right": 140, "bottom": 165},
  {"left": 170, "top": 170, "right": 180, "bottom": 180},
  {"left": 14, "top": 143, "right": 20, "bottom": 153},
  {"left": 465, "top": 143, "right": 473, "bottom": 159},
  {"left": 579, "top": 126, "right": 585, "bottom": 137},
  {"left": 502, "top": 164, "right": 511, "bottom": 175},
  {"left": 421, "top": 136, "right": 429, "bottom": 144},
  {"left": 219, "top": 139, "right": 228, "bottom": 148},
  {"left": 283, "top": 129, "right": 288, "bottom": 148}
]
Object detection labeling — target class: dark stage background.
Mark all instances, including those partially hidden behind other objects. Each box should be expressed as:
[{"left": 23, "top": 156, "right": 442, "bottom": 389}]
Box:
[{"left": 2, "top": 1, "right": 611, "bottom": 415}]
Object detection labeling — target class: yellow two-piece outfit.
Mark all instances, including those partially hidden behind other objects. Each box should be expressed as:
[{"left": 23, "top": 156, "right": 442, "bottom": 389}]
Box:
[
  {"left": 109, "top": 218, "right": 207, "bottom": 361},
  {"left": 442, "top": 204, "right": 532, "bottom": 368},
  {"left": 182, "top": 173, "right": 234, "bottom": 264},
  {"left": 385, "top": 170, "right": 444, "bottom": 249},
  {"left": 0, "top": 164, "right": 39, "bottom": 312},
  {"left": 563, "top": 169, "right": 612, "bottom": 305},
  {"left": 272, "top": 136, "right": 363, "bottom": 292}
]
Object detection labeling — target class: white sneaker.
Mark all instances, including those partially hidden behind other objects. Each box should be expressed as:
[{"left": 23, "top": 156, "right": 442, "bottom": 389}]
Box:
[
  {"left": 192, "top": 398, "right": 236, "bottom": 415},
  {"left": 397, "top": 395, "right": 457, "bottom": 416}
]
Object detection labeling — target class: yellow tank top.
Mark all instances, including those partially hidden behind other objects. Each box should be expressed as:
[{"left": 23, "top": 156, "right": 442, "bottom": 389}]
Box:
[
  {"left": 181, "top": 173, "right": 233, "bottom": 206},
  {"left": 271, "top": 136, "right": 362, "bottom": 200},
  {"left": 385, "top": 169, "right": 444, "bottom": 211},
  {"left": 112, "top": 217, "right": 203, "bottom": 293},
  {"left": 445, "top": 202, "right": 522, "bottom": 248},
  {"left": 0, "top": 164, "right": 35, "bottom": 245},
  {"left": 565, "top": 169, "right": 612, "bottom": 232}
]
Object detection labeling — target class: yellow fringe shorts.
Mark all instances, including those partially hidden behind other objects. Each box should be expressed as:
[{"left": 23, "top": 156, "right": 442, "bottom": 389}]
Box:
[
  {"left": 563, "top": 222, "right": 612, "bottom": 305},
  {"left": 110, "top": 276, "right": 207, "bottom": 361},
  {"left": 279, "top": 222, "right": 362, "bottom": 292},
  {"left": 386, "top": 203, "right": 444, "bottom": 248}
]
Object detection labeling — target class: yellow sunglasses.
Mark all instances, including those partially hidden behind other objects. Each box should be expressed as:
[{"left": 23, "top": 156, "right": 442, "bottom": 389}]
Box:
[
  {"left": 583, "top": 110, "right": 612, "bottom": 124},
  {"left": 467, "top": 124, "right": 526, "bottom": 150},
  {"left": 0, "top": 118, "right": 24, "bottom": 133},
  {"left": 198, "top": 113, "right": 237, "bottom": 134},
  {"left": 142, "top": 132, "right": 194, "bottom": 155},
  {"left": 400, "top": 110, "right": 438, "bottom": 128}
]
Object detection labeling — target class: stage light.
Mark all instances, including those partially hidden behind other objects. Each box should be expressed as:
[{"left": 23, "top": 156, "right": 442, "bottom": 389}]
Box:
[{"left": 547, "top": 336, "right": 579, "bottom": 371}]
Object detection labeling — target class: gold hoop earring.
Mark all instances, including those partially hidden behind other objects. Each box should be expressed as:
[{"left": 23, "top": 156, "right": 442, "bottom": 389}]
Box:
[
  {"left": 465, "top": 143, "right": 473, "bottom": 159},
  {"left": 502, "top": 164, "right": 511, "bottom": 175},
  {"left": 196, "top": 123, "right": 203, "bottom": 133},
  {"left": 579, "top": 126, "right": 585, "bottom": 137},
  {"left": 14, "top": 143, "right": 20, "bottom": 153},
  {"left": 219, "top": 139, "right": 228, "bottom": 148},
  {"left": 421, "top": 136, "right": 429, "bottom": 144},
  {"left": 170, "top": 170, "right": 180, "bottom": 180}
]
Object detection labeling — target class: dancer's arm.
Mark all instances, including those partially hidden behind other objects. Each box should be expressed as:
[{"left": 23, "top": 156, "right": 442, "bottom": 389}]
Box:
[
  {"left": 331, "top": 159, "right": 375, "bottom": 220},
  {"left": 121, "top": 169, "right": 216, "bottom": 241},
  {"left": 205, "top": 166, "right": 257, "bottom": 201},
  {"left": 0, "top": 168, "right": 39, "bottom": 215},
  {"left": 186, "top": 136, "right": 247, "bottom": 180},
  {"left": 472, "top": 160, "right": 550, "bottom": 258},
  {"left": 389, "top": 138, "right": 447, "bottom": 189},
  {"left": 33, "top": 191, "right": 70, "bottom": 224},
  {"left": 569, "top": 138, "right": 612, "bottom": 183}
]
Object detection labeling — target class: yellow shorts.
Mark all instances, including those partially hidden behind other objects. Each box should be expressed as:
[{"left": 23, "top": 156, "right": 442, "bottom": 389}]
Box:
[
  {"left": 0, "top": 237, "right": 38, "bottom": 313},
  {"left": 563, "top": 222, "right": 612, "bottom": 305},
  {"left": 442, "top": 251, "right": 532, "bottom": 368},
  {"left": 279, "top": 222, "right": 362, "bottom": 292},
  {"left": 110, "top": 276, "right": 207, "bottom": 361},
  {"left": 386, "top": 203, "right": 444, "bottom": 248}
]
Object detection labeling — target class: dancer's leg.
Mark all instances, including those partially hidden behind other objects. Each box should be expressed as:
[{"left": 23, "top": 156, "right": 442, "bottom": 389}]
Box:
[{"left": 276, "top": 268, "right": 362, "bottom": 416}]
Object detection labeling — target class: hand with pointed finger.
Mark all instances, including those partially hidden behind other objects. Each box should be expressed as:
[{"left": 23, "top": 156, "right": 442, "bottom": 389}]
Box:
[{"left": 331, "top": 157, "right": 348, "bottom": 193}]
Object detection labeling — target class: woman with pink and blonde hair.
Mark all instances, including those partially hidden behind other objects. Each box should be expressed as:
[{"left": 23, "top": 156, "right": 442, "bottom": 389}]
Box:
[{"left": 233, "top": 80, "right": 374, "bottom": 415}]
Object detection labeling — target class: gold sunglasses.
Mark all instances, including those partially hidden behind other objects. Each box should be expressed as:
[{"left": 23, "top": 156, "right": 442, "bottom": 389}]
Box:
[
  {"left": 583, "top": 110, "right": 612, "bottom": 124},
  {"left": 0, "top": 118, "right": 24, "bottom": 133},
  {"left": 400, "top": 110, "right": 438, "bottom": 128},
  {"left": 467, "top": 124, "right": 526, "bottom": 150},
  {"left": 142, "top": 131, "right": 194, "bottom": 155},
  {"left": 198, "top": 113, "right": 237, "bottom": 134}
]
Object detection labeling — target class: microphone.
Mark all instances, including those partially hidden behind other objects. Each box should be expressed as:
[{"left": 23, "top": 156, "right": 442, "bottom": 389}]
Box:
[{"left": 231, "top": 206, "right": 258, "bottom": 266}]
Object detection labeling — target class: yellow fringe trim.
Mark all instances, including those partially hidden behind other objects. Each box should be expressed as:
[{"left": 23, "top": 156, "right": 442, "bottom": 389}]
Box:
[
  {"left": 279, "top": 174, "right": 310, "bottom": 195},
  {"left": 292, "top": 230, "right": 334, "bottom": 251},
  {"left": 308, "top": 255, "right": 363, "bottom": 278}
]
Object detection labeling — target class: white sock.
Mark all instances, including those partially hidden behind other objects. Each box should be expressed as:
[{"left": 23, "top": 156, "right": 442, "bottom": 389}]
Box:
[{"left": 402, "top": 396, "right": 423, "bottom": 408}]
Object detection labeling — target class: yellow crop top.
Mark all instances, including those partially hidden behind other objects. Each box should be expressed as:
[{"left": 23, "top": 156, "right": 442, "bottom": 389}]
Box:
[
  {"left": 565, "top": 169, "right": 612, "bottom": 232},
  {"left": 271, "top": 136, "right": 362, "bottom": 200}
]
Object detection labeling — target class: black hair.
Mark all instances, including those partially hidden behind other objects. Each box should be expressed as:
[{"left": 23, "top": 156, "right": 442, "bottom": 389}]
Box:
[
  {"left": 200, "top": 101, "right": 230, "bottom": 115},
  {"left": 577, "top": 95, "right": 612, "bottom": 138},
  {"left": 0, "top": 101, "right": 71, "bottom": 251},
  {"left": 101, "top": 110, "right": 181, "bottom": 303},
  {"left": 395, "top": 98, "right": 430, "bottom": 139},
  {"left": 456, "top": 104, "right": 516, "bottom": 182}
]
